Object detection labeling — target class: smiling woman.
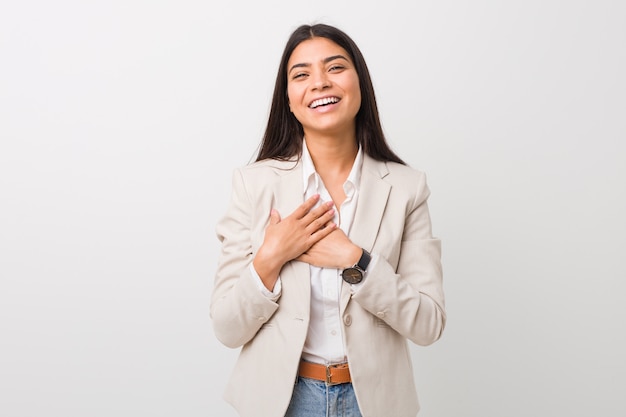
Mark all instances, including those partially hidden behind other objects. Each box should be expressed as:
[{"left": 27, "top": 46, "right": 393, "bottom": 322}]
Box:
[
  {"left": 211, "top": 23, "right": 446, "bottom": 417},
  {"left": 286, "top": 37, "right": 362, "bottom": 146}
]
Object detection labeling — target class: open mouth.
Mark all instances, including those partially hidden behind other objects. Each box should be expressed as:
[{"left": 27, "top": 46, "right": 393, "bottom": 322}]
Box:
[{"left": 309, "top": 96, "right": 340, "bottom": 109}]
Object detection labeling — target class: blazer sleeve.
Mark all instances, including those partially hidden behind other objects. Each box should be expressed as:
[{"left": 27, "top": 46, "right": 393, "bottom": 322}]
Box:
[
  {"left": 210, "top": 168, "right": 279, "bottom": 348},
  {"left": 351, "top": 171, "right": 446, "bottom": 346}
]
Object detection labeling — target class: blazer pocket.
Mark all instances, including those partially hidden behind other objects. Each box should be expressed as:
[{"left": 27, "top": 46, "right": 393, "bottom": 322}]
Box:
[{"left": 375, "top": 318, "right": 391, "bottom": 328}]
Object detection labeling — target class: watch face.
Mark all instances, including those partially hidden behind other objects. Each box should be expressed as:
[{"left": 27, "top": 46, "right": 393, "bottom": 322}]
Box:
[{"left": 342, "top": 268, "right": 363, "bottom": 284}]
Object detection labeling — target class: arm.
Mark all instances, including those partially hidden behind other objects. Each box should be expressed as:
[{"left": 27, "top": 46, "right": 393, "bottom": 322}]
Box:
[
  {"left": 210, "top": 168, "right": 280, "bottom": 348},
  {"left": 352, "top": 173, "right": 446, "bottom": 346},
  {"left": 211, "top": 168, "right": 336, "bottom": 348}
]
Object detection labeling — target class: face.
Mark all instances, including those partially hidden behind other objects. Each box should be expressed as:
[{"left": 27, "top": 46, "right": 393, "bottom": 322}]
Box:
[{"left": 286, "top": 37, "right": 361, "bottom": 139}]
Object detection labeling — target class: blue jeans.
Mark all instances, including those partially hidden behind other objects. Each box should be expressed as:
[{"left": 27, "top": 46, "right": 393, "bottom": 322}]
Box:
[{"left": 284, "top": 377, "right": 363, "bottom": 417}]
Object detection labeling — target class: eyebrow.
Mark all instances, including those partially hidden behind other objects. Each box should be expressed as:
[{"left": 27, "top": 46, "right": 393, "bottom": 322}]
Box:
[{"left": 288, "top": 54, "right": 350, "bottom": 74}]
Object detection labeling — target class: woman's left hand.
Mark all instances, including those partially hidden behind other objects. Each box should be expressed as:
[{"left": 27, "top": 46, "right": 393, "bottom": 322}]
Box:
[{"left": 296, "top": 229, "right": 361, "bottom": 269}]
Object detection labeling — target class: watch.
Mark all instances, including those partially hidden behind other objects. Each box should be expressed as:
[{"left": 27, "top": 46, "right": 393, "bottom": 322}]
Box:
[{"left": 341, "top": 249, "right": 371, "bottom": 284}]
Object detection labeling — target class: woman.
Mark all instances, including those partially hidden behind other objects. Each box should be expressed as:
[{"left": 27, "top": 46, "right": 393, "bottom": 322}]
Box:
[{"left": 211, "top": 23, "right": 445, "bottom": 417}]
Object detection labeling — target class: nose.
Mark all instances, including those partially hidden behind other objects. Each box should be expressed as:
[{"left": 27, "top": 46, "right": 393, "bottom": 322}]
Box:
[{"left": 311, "top": 70, "right": 331, "bottom": 90}]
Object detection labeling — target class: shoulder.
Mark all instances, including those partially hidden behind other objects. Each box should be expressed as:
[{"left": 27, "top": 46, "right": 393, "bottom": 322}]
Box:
[
  {"left": 232, "top": 157, "right": 299, "bottom": 180},
  {"left": 238, "top": 157, "right": 299, "bottom": 174},
  {"left": 385, "top": 161, "right": 426, "bottom": 182},
  {"left": 364, "top": 156, "right": 430, "bottom": 206},
  {"left": 365, "top": 156, "right": 427, "bottom": 189},
  {"left": 227, "top": 157, "right": 301, "bottom": 197},
  {"left": 387, "top": 162, "right": 430, "bottom": 204}
]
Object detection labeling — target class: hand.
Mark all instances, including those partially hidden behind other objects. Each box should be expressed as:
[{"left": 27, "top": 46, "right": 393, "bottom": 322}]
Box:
[
  {"left": 253, "top": 194, "right": 337, "bottom": 289},
  {"left": 296, "top": 228, "right": 361, "bottom": 269}
]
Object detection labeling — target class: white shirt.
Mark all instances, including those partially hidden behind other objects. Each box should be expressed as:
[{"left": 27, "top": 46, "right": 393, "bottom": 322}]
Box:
[
  {"left": 251, "top": 139, "right": 364, "bottom": 365},
  {"left": 300, "top": 139, "right": 363, "bottom": 364}
]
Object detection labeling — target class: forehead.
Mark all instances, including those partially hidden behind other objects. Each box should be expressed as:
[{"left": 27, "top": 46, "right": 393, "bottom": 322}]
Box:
[{"left": 287, "top": 37, "right": 353, "bottom": 67}]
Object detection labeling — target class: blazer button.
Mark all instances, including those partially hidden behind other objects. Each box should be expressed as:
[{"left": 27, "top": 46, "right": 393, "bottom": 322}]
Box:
[
  {"left": 376, "top": 312, "right": 385, "bottom": 319},
  {"left": 258, "top": 316, "right": 266, "bottom": 322},
  {"left": 343, "top": 315, "right": 352, "bottom": 326}
]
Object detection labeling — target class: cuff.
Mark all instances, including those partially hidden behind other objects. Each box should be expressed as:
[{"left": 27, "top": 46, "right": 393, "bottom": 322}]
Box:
[{"left": 249, "top": 263, "right": 282, "bottom": 301}]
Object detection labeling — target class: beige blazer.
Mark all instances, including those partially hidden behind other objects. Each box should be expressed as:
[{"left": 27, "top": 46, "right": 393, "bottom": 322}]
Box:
[{"left": 211, "top": 154, "right": 446, "bottom": 417}]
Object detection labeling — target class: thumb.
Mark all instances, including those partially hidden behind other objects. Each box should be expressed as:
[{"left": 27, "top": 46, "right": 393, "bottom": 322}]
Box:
[{"left": 269, "top": 209, "right": 281, "bottom": 225}]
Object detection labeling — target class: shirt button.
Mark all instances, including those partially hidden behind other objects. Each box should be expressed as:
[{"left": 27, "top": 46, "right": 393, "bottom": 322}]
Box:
[
  {"left": 258, "top": 316, "right": 266, "bottom": 321},
  {"left": 344, "top": 315, "right": 352, "bottom": 326},
  {"left": 376, "top": 312, "right": 385, "bottom": 319},
  {"left": 331, "top": 330, "right": 337, "bottom": 336}
]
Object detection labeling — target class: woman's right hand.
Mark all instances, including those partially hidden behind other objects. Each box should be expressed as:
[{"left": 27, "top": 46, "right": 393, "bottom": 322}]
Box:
[{"left": 253, "top": 194, "right": 336, "bottom": 290}]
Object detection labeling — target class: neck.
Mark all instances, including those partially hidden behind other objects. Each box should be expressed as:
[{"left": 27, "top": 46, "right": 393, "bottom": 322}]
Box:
[{"left": 304, "top": 131, "right": 358, "bottom": 177}]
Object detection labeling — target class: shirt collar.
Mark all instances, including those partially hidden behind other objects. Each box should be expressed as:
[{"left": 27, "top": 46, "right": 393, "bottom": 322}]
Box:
[{"left": 301, "top": 138, "right": 363, "bottom": 195}]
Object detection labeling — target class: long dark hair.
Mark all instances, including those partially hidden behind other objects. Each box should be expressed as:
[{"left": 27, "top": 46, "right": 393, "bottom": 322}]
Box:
[{"left": 255, "top": 23, "right": 405, "bottom": 165}]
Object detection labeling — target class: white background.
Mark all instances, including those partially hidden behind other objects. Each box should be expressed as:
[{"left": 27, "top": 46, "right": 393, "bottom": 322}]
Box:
[{"left": 1, "top": 1, "right": 625, "bottom": 416}]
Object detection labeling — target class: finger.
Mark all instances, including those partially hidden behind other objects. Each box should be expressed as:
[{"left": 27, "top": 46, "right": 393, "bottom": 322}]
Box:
[
  {"left": 303, "top": 200, "right": 334, "bottom": 224},
  {"left": 295, "top": 253, "right": 319, "bottom": 267},
  {"left": 310, "top": 222, "right": 337, "bottom": 241},
  {"left": 295, "top": 253, "right": 310, "bottom": 266},
  {"left": 305, "top": 207, "right": 336, "bottom": 233},
  {"left": 292, "top": 194, "right": 321, "bottom": 219},
  {"left": 269, "top": 209, "right": 281, "bottom": 225}
]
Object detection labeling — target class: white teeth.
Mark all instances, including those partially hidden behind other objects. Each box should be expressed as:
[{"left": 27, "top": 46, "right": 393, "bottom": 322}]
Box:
[{"left": 310, "top": 97, "right": 339, "bottom": 109}]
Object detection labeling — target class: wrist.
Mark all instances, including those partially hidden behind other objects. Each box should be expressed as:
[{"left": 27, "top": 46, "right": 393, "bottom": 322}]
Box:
[
  {"left": 346, "top": 244, "right": 362, "bottom": 268},
  {"left": 341, "top": 248, "right": 371, "bottom": 285},
  {"left": 253, "top": 250, "right": 284, "bottom": 290}
]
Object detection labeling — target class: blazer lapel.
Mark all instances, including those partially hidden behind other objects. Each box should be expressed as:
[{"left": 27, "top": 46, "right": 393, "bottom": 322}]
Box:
[{"left": 341, "top": 155, "right": 391, "bottom": 314}]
